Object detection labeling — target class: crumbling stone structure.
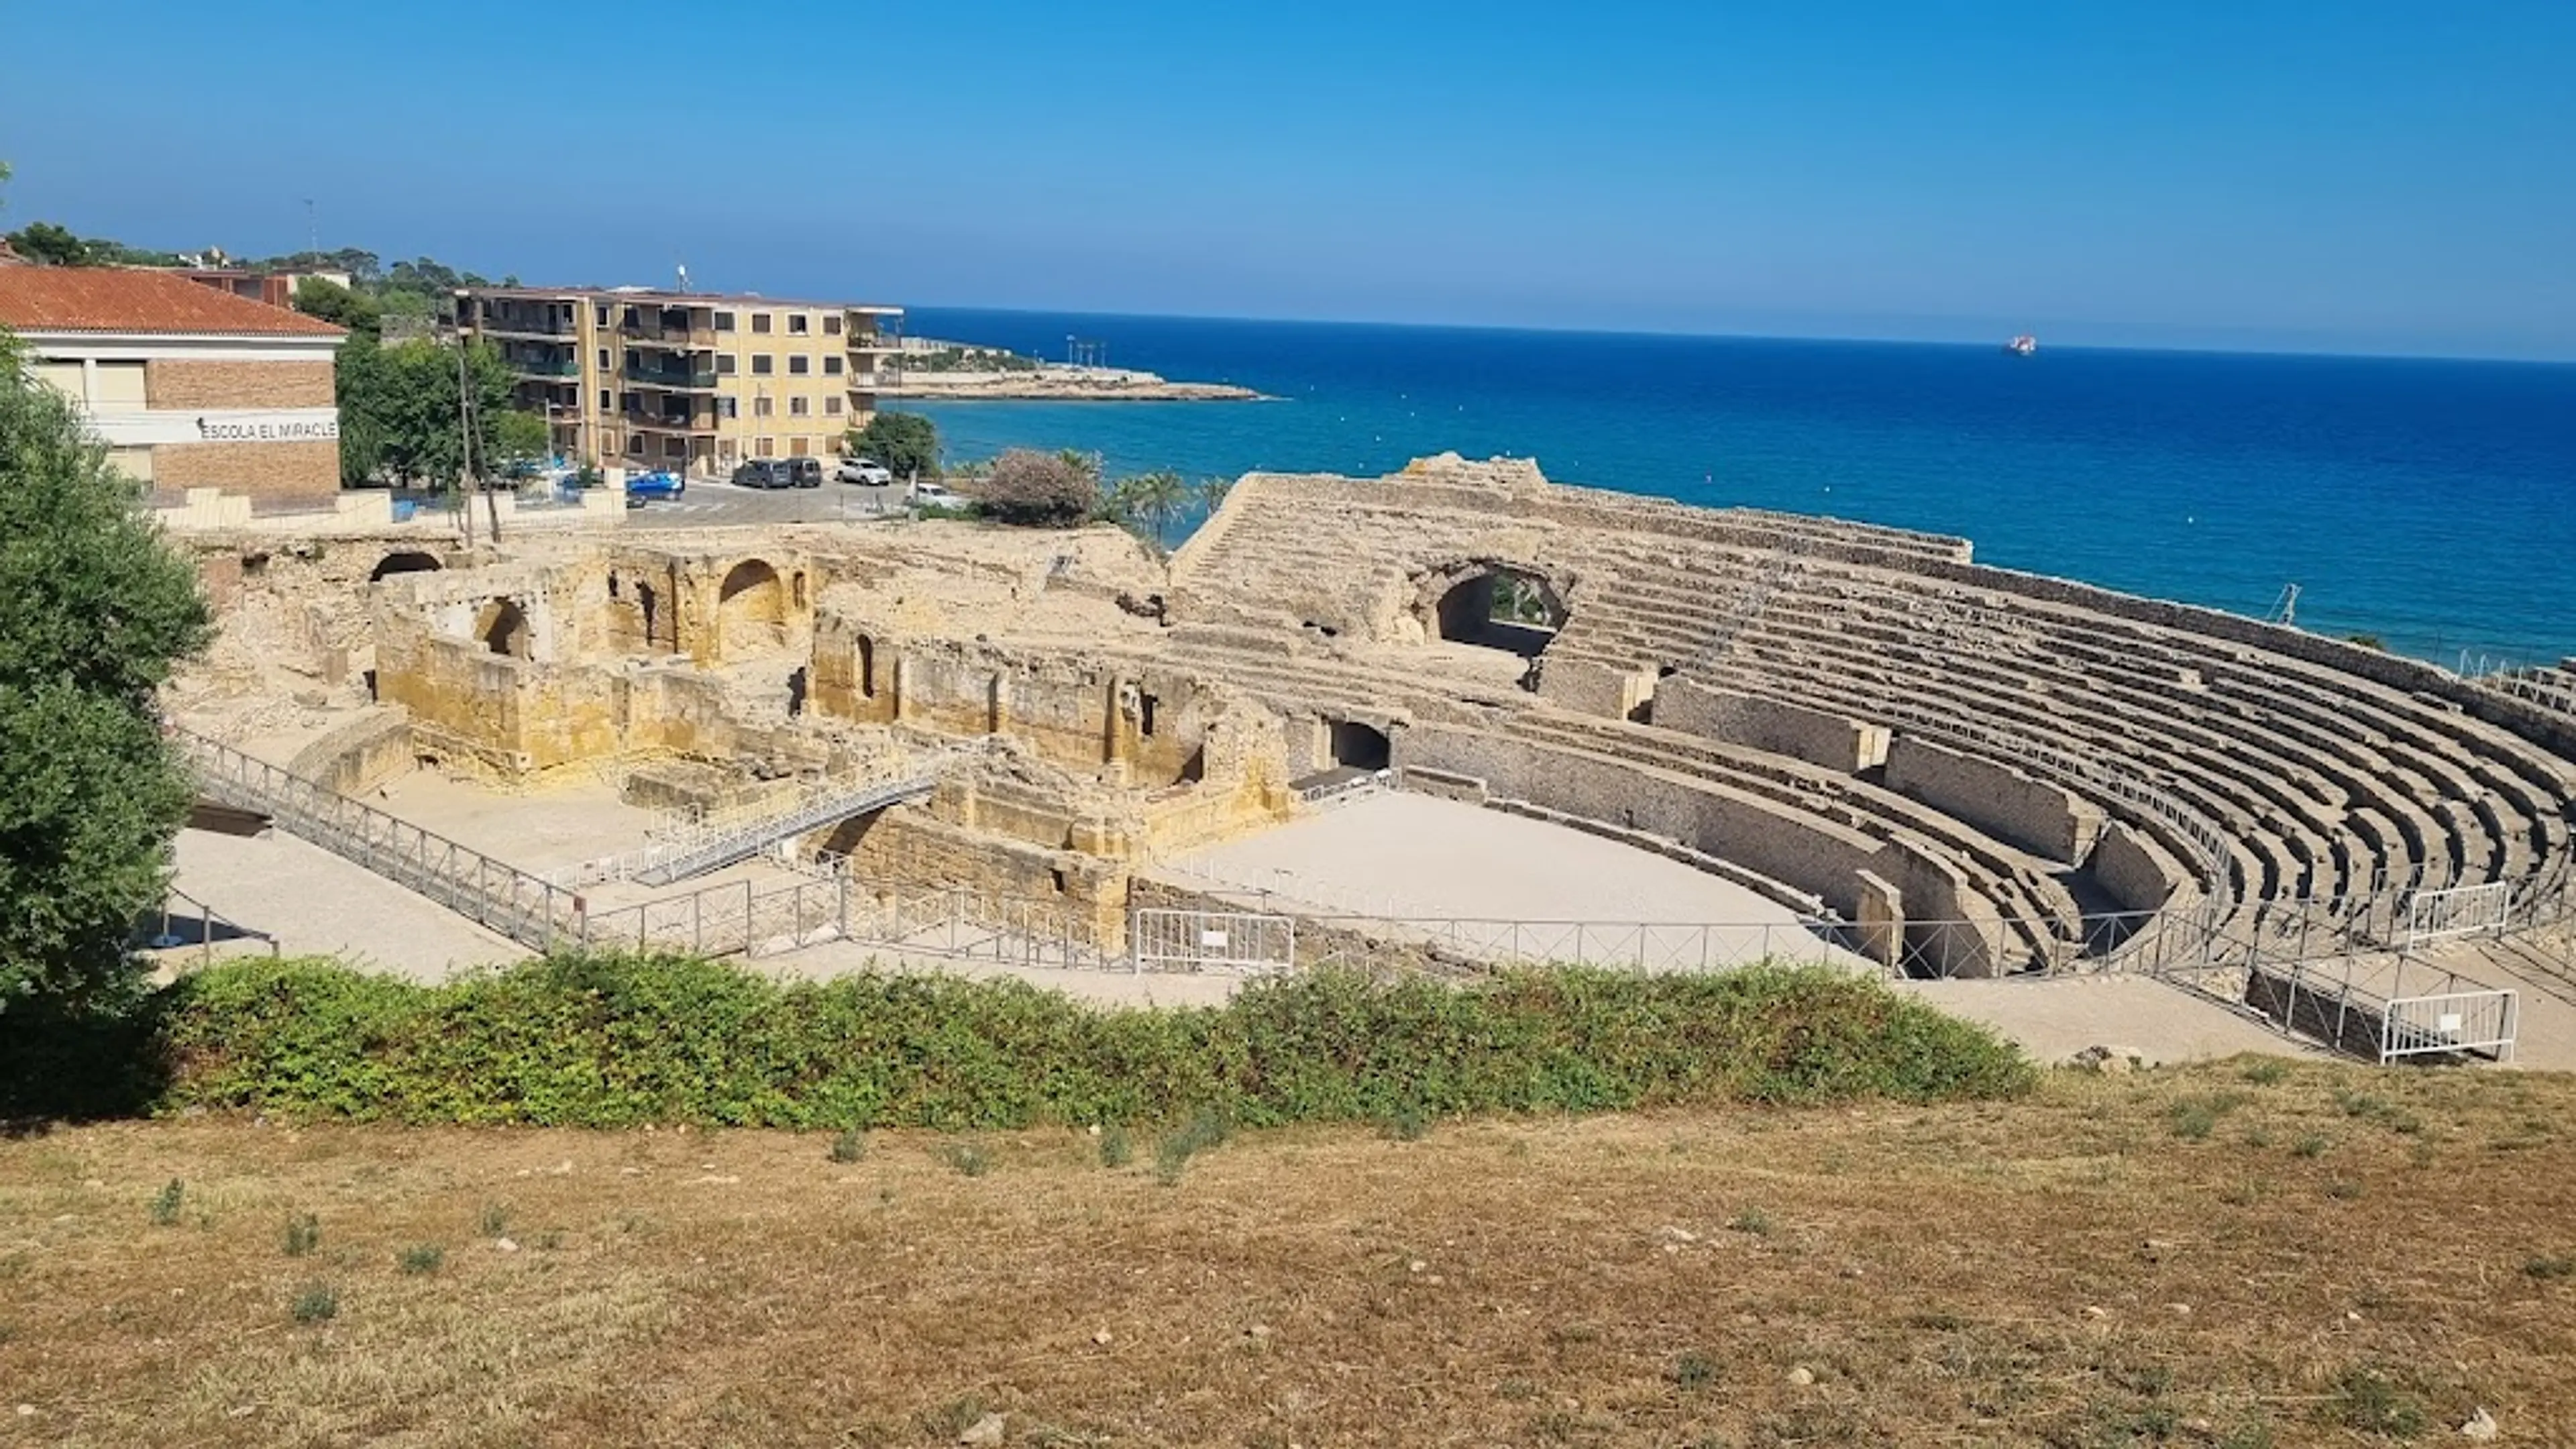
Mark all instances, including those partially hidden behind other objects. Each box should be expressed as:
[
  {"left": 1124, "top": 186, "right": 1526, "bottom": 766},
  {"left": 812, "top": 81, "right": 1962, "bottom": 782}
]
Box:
[{"left": 169, "top": 452, "right": 2576, "bottom": 977}]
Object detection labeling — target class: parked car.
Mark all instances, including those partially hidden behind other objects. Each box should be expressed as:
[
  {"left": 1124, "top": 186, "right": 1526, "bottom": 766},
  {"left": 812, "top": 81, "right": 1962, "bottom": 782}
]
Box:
[
  {"left": 731, "top": 458, "right": 789, "bottom": 490},
  {"left": 835, "top": 456, "right": 894, "bottom": 486},
  {"left": 625, "top": 469, "right": 685, "bottom": 504},
  {"left": 911, "top": 480, "right": 959, "bottom": 506},
  {"left": 782, "top": 456, "right": 824, "bottom": 488}
]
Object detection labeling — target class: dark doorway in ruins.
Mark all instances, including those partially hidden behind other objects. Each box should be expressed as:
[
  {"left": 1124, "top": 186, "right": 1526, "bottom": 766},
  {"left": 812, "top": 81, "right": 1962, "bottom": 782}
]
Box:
[
  {"left": 476, "top": 598, "right": 531, "bottom": 658},
  {"left": 1329, "top": 720, "right": 1392, "bottom": 771},
  {"left": 1430, "top": 568, "right": 1565, "bottom": 659},
  {"left": 637, "top": 582, "right": 659, "bottom": 648},
  {"left": 370, "top": 550, "right": 442, "bottom": 582}
]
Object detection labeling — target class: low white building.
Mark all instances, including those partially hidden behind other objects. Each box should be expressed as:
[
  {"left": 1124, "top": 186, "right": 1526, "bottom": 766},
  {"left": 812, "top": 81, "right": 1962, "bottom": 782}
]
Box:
[{"left": 0, "top": 265, "right": 347, "bottom": 504}]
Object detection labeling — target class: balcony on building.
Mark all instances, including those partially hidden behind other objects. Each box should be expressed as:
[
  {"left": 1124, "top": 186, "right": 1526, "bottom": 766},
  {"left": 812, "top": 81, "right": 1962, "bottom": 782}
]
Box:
[
  {"left": 619, "top": 302, "right": 717, "bottom": 350},
  {"left": 626, "top": 356, "right": 719, "bottom": 391},
  {"left": 472, "top": 297, "right": 580, "bottom": 339}
]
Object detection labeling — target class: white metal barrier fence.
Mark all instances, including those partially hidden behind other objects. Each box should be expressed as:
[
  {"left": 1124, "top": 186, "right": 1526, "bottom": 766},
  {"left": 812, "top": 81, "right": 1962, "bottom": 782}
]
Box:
[
  {"left": 1130, "top": 909, "right": 1296, "bottom": 975},
  {"left": 2382, "top": 990, "right": 2520, "bottom": 1064},
  {"left": 2405, "top": 881, "right": 2514, "bottom": 949}
]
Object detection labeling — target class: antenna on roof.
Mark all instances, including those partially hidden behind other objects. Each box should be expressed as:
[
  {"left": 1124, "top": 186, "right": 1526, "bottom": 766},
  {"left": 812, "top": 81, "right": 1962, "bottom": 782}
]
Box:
[{"left": 676, "top": 263, "right": 690, "bottom": 294}]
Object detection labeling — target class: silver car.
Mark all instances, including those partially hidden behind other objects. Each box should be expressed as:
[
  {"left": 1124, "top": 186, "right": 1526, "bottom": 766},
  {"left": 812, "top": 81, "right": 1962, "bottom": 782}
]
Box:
[{"left": 835, "top": 456, "right": 894, "bottom": 486}]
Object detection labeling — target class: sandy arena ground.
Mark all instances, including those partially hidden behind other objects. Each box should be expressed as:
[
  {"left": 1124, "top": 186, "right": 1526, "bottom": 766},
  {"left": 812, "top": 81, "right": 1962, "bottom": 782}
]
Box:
[{"left": 1173, "top": 792, "right": 1825, "bottom": 930}]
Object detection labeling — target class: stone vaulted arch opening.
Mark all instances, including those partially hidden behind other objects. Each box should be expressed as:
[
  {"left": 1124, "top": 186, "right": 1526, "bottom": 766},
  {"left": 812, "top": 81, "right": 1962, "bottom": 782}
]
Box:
[
  {"left": 716, "top": 559, "right": 788, "bottom": 657},
  {"left": 474, "top": 598, "right": 531, "bottom": 659},
  {"left": 370, "top": 550, "right": 443, "bottom": 583},
  {"left": 1429, "top": 565, "right": 1566, "bottom": 659}
]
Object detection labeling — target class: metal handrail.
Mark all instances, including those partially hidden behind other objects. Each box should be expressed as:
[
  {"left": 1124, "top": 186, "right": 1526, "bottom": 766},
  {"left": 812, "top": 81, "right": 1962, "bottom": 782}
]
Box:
[{"left": 174, "top": 728, "right": 583, "bottom": 953}]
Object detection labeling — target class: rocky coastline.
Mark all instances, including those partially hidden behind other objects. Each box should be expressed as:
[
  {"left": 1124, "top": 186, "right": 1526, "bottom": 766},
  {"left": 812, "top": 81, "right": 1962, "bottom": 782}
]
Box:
[{"left": 883, "top": 364, "right": 1265, "bottom": 402}]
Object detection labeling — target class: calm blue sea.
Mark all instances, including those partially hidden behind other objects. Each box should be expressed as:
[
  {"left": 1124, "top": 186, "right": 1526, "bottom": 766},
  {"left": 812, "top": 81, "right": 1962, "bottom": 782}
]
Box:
[{"left": 902, "top": 308, "right": 2576, "bottom": 667}]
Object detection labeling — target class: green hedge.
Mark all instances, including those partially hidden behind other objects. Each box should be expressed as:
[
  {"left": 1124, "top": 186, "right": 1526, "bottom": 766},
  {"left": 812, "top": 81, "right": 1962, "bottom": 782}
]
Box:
[{"left": 5, "top": 953, "right": 2033, "bottom": 1128}]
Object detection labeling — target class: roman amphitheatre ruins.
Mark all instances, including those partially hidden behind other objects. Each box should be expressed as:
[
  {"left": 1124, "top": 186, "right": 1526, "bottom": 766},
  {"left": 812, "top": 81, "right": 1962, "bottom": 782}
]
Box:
[{"left": 160, "top": 454, "right": 2576, "bottom": 1065}]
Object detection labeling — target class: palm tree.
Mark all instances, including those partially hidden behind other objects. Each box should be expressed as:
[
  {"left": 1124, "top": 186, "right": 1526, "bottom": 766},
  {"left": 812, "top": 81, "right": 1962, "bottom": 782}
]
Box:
[
  {"left": 1195, "top": 474, "right": 1235, "bottom": 517},
  {"left": 1121, "top": 470, "right": 1187, "bottom": 549}
]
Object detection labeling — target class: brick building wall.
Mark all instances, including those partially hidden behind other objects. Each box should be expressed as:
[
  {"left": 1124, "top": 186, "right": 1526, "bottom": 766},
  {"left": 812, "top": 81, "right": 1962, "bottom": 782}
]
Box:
[
  {"left": 154, "top": 439, "right": 340, "bottom": 502},
  {"left": 146, "top": 359, "right": 335, "bottom": 409}
]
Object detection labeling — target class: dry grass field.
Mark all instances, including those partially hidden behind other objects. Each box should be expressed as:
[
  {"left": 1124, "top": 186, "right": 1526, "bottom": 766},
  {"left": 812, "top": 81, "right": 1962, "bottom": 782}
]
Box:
[{"left": 4, "top": 1060, "right": 2573, "bottom": 1448}]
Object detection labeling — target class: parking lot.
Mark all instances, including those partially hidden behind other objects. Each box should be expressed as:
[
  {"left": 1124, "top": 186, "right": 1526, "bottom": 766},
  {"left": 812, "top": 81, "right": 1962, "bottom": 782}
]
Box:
[{"left": 620, "top": 474, "right": 911, "bottom": 530}]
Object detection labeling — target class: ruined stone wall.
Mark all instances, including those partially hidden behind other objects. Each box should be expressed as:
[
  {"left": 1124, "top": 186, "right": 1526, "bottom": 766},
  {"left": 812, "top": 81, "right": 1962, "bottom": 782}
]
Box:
[
  {"left": 1658, "top": 679, "right": 1889, "bottom": 773},
  {"left": 2092, "top": 821, "right": 2185, "bottom": 913},
  {"left": 1883, "top": 734, "right": 2103, "bottom": 864},
  {"left": 821, "top": 808, "right": 1128, "bottom": 949},
  {"left": 286, "top": 706, "right": 416, "bottom": 795},
  {"left": 1396, "top": 724, "right": 1884, "bottom": 919}
]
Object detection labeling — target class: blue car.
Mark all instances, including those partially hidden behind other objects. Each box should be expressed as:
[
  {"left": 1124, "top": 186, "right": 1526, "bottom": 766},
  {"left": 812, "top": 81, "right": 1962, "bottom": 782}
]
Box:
[{"left": 625, "top": 470, "right": 686, "bottom": 504}]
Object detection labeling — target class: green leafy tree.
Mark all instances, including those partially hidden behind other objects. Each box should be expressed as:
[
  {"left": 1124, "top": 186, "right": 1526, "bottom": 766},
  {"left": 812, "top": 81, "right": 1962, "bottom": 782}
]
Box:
[
  {"left": 341, "top": 338, "right": 513, "bottom": 489},
  {"left": 492, "top": 409, "right": 551, "bottom": 468},
  {"left": 0, "top": 334, "right": 213, "bottom": 1010},
  {"left": 291, "top": 277, "right": 380, "bottom": 340},
  {"left": 7, "top": 220, "right": 92, "bottom": 266},
  {"left": 847, "top": 411, "right": 939, "bottom": 480}
]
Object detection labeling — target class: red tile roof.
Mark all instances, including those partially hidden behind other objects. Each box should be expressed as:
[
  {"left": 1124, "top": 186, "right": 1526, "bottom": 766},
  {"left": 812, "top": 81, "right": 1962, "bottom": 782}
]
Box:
[{"left": 0, "top": 266, "right": 345, "bottom": 337}]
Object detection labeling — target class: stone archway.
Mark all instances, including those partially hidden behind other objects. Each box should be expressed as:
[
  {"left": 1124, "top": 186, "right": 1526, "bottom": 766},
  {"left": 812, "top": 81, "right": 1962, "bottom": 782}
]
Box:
[
  {"left": 474, "top": 598, "right": 531, "bottom": 658},
  {"left": 1425, "top": 564, "right": 1566, "bottom": 659},
  {"left": 715, "top": 559, "right": 788, "bottom": 657},
  {"left": 370, "top": 550, "right": 443, "bottom": 583}
]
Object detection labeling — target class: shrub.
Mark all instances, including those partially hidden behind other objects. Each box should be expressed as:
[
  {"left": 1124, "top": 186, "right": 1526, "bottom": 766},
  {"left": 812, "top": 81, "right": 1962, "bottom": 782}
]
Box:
[
  {"left": 480, "top": 1203, "right": 509, "bottom": 1238},
  {"left": 93, "top": 955, "right": 2028, "bottom": 1130},
  {"left": 148, "top": 1179, "right": 184, "bottom": 1227},
  {"left": 1155, "top": 1107, "right": 1232, "bottom": 1185},
  {"left": 1097, "top": 1124, "right": 1132, "bottom": 1169},
  {"left": 937, "top": 1142, "right": 991, "bottom": 1177},
  {"left": 290, "top": 1282, "right": 339, "bottom": 1325},
  {"left": 398, "top": 1244, "right": 445, "bottom": 1276},
  {"left": 976, "top": 449, "right": 1097, "bottom": 527},
  {"left": 2326, "top": 1368, "right": 2424, "bottom": 1436},
  {"left": 282, "top": 1213, "right": 321, "bottom": 1256},
  {"left": 828, "top": 1128, "right": 866, "bottom": 1164}
]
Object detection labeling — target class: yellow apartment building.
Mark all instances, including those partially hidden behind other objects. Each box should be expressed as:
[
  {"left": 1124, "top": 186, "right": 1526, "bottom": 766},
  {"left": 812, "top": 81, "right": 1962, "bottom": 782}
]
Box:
[{"left": 453, "top": 286, "right": 902, "bottom": 475}]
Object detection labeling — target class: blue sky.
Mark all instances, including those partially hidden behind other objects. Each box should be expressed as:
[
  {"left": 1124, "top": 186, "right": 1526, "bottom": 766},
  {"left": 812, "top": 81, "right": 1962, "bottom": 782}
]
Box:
[{"left": 5, "top": 1, "right": 2571, "bottom": 358}]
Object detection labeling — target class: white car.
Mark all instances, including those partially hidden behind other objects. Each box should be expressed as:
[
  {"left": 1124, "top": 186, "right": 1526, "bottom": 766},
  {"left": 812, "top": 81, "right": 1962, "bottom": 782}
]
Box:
[
  {"left": 911, "top": 480, "right": 957, "bottom": 505},
  {"left": 835, "top": 457, "right": 894, "bottom": 486}
]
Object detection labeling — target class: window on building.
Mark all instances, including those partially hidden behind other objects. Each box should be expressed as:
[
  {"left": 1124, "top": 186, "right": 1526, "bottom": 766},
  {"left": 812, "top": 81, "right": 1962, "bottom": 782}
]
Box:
[
  {"left": 619, "top": 392, "right": 637, "bottom": 413},
  {"left": 754, "top": 396, "right": 773, "bottom": 417},
  {"left": 751, "top": 312, "right": 772, "bottom": 333},
  {"left": 596, "top": 304, "right": 610, "bottom": 327},
  {"left": 720, "top": 396, "right": 738, "bottom": 419},
  {"left": 824, "top": 354, "right": 843, "bottom": 376},
  {"left": 825, "top": 395, "right": 844, "bottom": 416},
  {"left": 621, "top": 307, "right": 640, "bottom": 329},
  {"left": 788, "top": 354, "right": 810, "bottom": 375},
  {"left": 92, "top": 362, "right": 147, "bottom": 407},
  {"left": 790, "top": 396, "right": 809, "bottom": 417},
  {"left": 751, "top": 354, "right": 773, "bottom": 375},
  {"left": 715, "top": 354, "right": 736, "bottom": 374},
  {"left": 714, "top": 311, "right": 735, "bottom": 331},
  {"left": 625, "top": 435, "right": 644, "bottom": 455},
  {"left": 788, "top": 313, "right": 809, "bottom": 335},
  {"left": 31, "top": 360, "right": 83, "bottom": 400},
  {"left": 663, "top": 437, "right": 686, "bottom": 458},
  {"left": 597, "top": 348, "right": 610, "bottom": 370},
  {"left": 757, "top": 436, "right": 773, "bottom": 455},
  {"left": 824, "top": 314, "right": 843, "bottom": 335},
  {"left": 598, "top": 389, "right": 612, "bottom": 414},
  {"left": 790, "top": 436, "right": 810, "bottom": 456}
]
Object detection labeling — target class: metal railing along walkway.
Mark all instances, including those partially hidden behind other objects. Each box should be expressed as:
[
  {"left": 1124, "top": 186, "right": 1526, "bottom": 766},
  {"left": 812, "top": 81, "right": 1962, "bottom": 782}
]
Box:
[
  {"left": 176, "top": 729, "right": 584, "bottom": 952},
  {"left": 632, "top": 773, "right": 936, "bottom": 886}
]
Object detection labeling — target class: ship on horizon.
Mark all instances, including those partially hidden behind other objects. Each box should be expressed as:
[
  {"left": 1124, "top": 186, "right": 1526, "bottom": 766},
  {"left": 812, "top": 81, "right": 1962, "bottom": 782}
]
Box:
[{"left": 2004, "top": 333, "right": 2038, "bottom": 356}]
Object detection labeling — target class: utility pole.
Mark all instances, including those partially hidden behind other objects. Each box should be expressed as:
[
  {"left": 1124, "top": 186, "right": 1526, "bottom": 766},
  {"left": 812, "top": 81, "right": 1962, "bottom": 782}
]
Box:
[
  {"left": 303, "top": 198, "right": 317, "bottom": 258},
  {"left": 455, "top": 339, "right": 476, "bottom": 547}
]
